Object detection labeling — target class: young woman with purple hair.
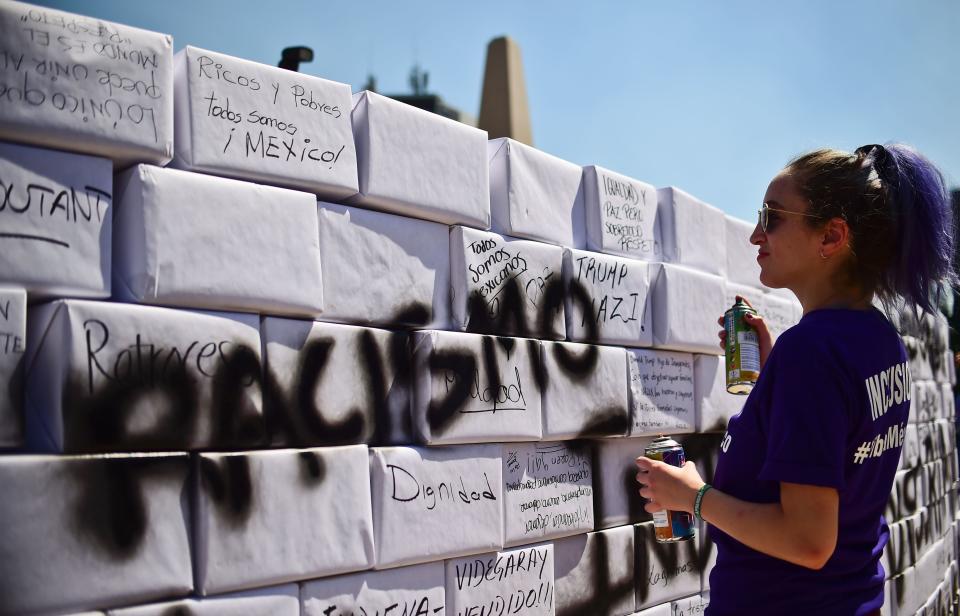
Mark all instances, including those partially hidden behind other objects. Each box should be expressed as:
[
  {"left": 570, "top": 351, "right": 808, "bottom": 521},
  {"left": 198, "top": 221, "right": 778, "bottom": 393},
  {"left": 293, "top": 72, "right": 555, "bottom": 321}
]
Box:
[{"left": 636, "top": 144, "right": 956, "bottom": 615}]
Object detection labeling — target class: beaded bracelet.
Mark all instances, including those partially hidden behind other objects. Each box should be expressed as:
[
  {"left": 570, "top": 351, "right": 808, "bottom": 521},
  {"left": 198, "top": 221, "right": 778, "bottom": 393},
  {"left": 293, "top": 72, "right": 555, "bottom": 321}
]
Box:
[{"left": 694, "top": 483, "right": 712, "bottom": 521}]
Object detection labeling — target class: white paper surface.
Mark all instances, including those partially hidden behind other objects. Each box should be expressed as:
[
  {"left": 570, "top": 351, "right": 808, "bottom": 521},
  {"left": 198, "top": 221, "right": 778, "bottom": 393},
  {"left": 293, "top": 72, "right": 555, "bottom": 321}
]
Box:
[
  {"left": 489, "top": 138, "right": 584, "bottom": 247},
  {"left": 112, "top": 164, "right": 323, "bottom": 316},
  {"left": 412, "top": 330, "right": 542, "bottom": 444},
  {"left": 369, "top": 445, "right": 503, "bottom": 569},
  {"left": 0, "top": 452, "right": 192, "bottom": 615},
  {"left": 0, "top": 287, "right": 25, "bottom": 448},
  {"left": 723, "top": 215, "right": 761, "bottom": 288},
  {"left": 649, "top": 263, "right": 726, "bottom": 355},
  {"left": 563, "top": 248, "right": 653, "bottom": 346},
  {"left": 261, "top": 316, "right": 412, "bottom": 446},
  {"left": 108, "top": 584, "right": 299, "bottom": 615},
  {"left": 316, "top": 201, "right": 450, "bottom": 329},
  {"left": 591, "top": 437, "right": 654, "bottom": 530},
  {"left": 0, "top": 141, "right": 112, "bottom": 299},
  {"left": 553, "top": 525, "right": 636, "bottom": 616},
  {"left": 0, "top": 1, "right": 173, "bottom": 166},
  {"left": 24, "top": 299, "right": 262, "bottom": 452},
  {"left": 672, "top": 593, "right": 709, "bottom": 616},
  {"left": 656, "top": 187, "right": 727, "bottom": 277},
  {"left": 446, "top": 544, "right": 555, "bottom": 616},
  {"left": 171, "top": 46, "right": 357, "bottom": 200},
  {"left": 632, "top": 604, "right": 671, "bottom": 616},
  {"left": 450, "top": 225, "right": 565, "bottom": 339},
  {"left": 301, "top": 561, "right": 446, "bottom": 616},
  {"left": 693, "top": 354, "right": 745, "bottom": 433},
  {"left": 501, "top": 441, "right": 593, "bottom": 546},
  {"left": 627, "top": 348, "right": 695, "bottom": 437},
  {"left": 583, "top": 165, "right": 659, "bottom": 260},
  {"left": 350, "top": 90, "right": 489, "bottom": 227},
  {"left": 634, "top": 522, "right": 701, "bottom": 610},
  {"left": 193, "top": 446, "right": 374, "bottom": 594},
  {"left": 541, "top": 341, "right": 629, "bottom": 440}
]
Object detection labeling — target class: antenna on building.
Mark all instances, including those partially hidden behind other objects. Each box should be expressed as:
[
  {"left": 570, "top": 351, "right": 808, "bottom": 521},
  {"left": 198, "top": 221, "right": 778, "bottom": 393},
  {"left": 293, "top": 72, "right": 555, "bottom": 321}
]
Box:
[{"left": 278, "top": 46, "right": 313, "bottom": 72}]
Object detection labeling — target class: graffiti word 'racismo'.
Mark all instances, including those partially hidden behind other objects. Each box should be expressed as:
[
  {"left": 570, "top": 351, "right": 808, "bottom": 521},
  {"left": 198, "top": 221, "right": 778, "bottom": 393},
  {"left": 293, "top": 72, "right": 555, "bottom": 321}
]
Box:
[{"left": 387, "top": 463, "right": 496, "bottom": 511}]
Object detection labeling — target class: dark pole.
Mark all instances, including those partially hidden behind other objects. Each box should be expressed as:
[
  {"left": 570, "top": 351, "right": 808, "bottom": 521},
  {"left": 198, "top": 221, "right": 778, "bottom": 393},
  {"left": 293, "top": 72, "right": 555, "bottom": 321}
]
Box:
[{"left": 278, "top": 46, "right": 314, "bottom": 72}]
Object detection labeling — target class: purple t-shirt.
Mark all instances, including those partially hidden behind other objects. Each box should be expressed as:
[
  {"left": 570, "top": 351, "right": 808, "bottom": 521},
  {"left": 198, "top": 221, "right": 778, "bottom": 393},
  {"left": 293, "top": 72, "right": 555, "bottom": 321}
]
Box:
[{"left": 707, "top": 308, "right": 910, "bottom": 616}]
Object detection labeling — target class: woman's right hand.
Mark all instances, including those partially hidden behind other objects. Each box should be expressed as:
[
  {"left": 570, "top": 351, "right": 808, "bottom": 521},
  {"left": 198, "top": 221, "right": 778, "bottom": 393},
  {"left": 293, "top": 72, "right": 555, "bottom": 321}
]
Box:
[{"left": 717, "top": 295, "right": 773, "bottom": 372}]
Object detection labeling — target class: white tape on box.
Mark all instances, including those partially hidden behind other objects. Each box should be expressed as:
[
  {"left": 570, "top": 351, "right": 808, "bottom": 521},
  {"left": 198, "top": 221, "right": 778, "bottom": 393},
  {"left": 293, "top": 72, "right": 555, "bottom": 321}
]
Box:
[
  {"left": 113, "top": 164, "right": 322, "bottom": 316},
  {"left": 350, "top": 90, "right": 489, "bottom": 227},
  {"left": 446, "top": 544, "right": 554, "bottom": 616},
  {"left": 411, "top": 330, "right": 541, "bottom": 444},
  {"left": 554, "top": 525, "right": 635, "bottom": 616},
  {"left": 24, "top": 299, "right": 262, "bottom": 452},
  {"left": 450, "top": 225, "right": 565, "bottom": 339},
  {"left": 656, "top": 187, "right": 726, "bottom": 277},
  {"left": 0, "top": 286, "right": 25, "bottom": 448},
  {"left": 563, "top": 248, "right": 653, "bottom": 347},
  {"left": 0, "top": 1, "right": 173, "bottom": 166},
  {"left": 107, "top": 584, "right": 299, "bottom": 615},
  {"left": 489, "top": 138, "right": 583, "bottom": 247},
  {"left": 317, "top": 202, "right": 450, "bottom": 329},
  {"left": 261, "top": 317, "right": 412, "bottom": 447},
  {"left": 540, "top": 341, "right": 629, "bottom": 440},
  {"left": 634, "top": 521, "right": 701, "bottom": 610},
  {"left": 650, "top": 263, "right": 726, "bottom": 355},
  {"left": 583, "top": 164, "right": 659, "bottom": 260},
  {"left": 0, "top": 141, "right": 112, "bottom": 299},
  {"left": 501, "top": 441, "right": 593, "bottom": 546},
  {"left": 0, "top": 452, "right": 191, "bottom": 615},
  {"left": 370, "top": 445, "right": 503, "bottom": 568},
  {"left": 627, "top": 348, "right": 695, "bottom": 437},
  {"left": 591, "top": 436, "right": 654, "bottom": 530},
  {"left": 172, "top": 46, "right": 357, "bottom": 199},
  {"left": 193, "top": 446, "right": 374, "bottom": 594},
  {"left": 301, "top": 561, "right": 445, "bottom": 616},
  {"left": 693, "top": 354, "right": 745, "bottom": 434}
]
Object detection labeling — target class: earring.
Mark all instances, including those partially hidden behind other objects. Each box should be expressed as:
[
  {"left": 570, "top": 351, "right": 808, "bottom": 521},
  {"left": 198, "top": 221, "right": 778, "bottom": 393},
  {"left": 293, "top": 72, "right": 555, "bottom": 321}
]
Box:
[{"left": 819, "top": 249, "right": 828, "bottom": 260}]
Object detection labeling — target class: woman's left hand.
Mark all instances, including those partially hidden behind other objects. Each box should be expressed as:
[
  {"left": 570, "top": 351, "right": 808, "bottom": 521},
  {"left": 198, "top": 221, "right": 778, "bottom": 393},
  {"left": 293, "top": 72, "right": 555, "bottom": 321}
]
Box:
[{"left": 635, "top": 457, "right": 705, "bottom": 514}]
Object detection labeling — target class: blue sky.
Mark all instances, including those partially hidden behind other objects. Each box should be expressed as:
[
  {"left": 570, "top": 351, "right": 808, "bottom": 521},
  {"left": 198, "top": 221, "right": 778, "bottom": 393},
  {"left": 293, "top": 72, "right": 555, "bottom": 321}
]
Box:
[{"left": 36, "top": 0, "right": 960, "bottom": 223}]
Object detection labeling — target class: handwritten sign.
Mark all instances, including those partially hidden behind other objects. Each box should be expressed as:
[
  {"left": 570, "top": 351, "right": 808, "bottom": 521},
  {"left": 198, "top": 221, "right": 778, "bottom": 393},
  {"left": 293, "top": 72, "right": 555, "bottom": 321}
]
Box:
[
  {"left": 584, "top": 165, "right": 659, "bottom": 260},
  {"left": 302, "top": 561, "right": 446, "bottom": 616},
  {"left": 635, "top": 521, "right": 701, "bottom": 609},
  {"left": 446, "top": 545, "right": 555, "bottom": 616},
  {"left": 0, "top": 141, "right": 111, "bottom": 298},
  {"left": 173, "top": 46, "right": 357, "bottom": 199},
  {"left": 502, "top": 442, "right": 593, "bottom": 545},
  {"left": 0, "top": 1, "right": 173, "bottom": 164},
  {"left": 673, "top": 593, "right": 709, "bottom": 616},
  {"left": 628, "top": 348, "right": 695, "bottom": 436},
  {"left": 0, "top": 286, "right": 25, "bottom": 447}
]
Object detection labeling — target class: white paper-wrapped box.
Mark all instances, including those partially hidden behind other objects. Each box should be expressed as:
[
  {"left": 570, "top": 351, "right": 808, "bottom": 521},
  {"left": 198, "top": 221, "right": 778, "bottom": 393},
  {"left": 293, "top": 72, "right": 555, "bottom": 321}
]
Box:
[
  {"left": 489, "top": 138, "right": 584, "bottom": 247},
  {"left": 317, "top": 202, "right": 450, "bottom": 329},
  {"left": 349, "top": 90, "right": 488, "bottom": 227},
  {"left": 634, "top": 521, "right": 701, "bottom": 610},
  {"left": 541, "top": 341, "right": 629, "bottom": 440},
  {"left": 724, "top": 215, "right": 761, "bottom": 288},
  {"left": 656, "top": 187, "right": 726, "bottom": 277},
  {"left": 113, "top": 164, "right": 322, "bottom": 316},
  {"left": 554, "top": 524, "right": 636, "bottom": 616},
  {"left": 411, "top": 330, "right": 542, "bottom": 444},
  {"left": 672, "top": 593, "right": 709, "bottom": 616},
  {"left": 649, "top": 263, "right": 726, "bottom": 355},
  {"left": 0, "top": 1, "right": 173, "bottom": 166},
  {"left": 563, "top": 248, "right": 653, "bottom": 346},
  {"left": 108, "top": 584, "right": 299, "bottom": 615},
  {"left": 583, "top": 165, "right": 659, "bottom": 261},
  {"left": 446, "top": 544, "right": 555, "bottom": 616},
  {"left": 693, "top": 354, "right": 745, "bottom": 434},
  {"left": 0, "top": 452, "right": 192, "bottom": 615},
  {"left": 369, "top": 444, "right": 503, "bottom": 568},
  {"left": 501, "top": 441, "right": 593, "bottom": 546},
  {"left": 627, "top": 348, "right": 695, "bottom": 437},
  {"left": 301, "top": 561, "right": 445, "bottom": 616},
  {"left": 171, "top": 46, "right": 357, "bottom": 200},
  {"left": 450, "top": 225, "right": 565, "bottom": 339},
  {"left": 0, "top": 141, "right": 112, "bottom": 298},
  {"left": 194, "top": 446, "right": 374, "bottom": 595},
  {"left": 0, "top": 287, "right": 25, "bottom": 448},
  {"left": 24, "top": 299, "right": 262, "bottom": 452},
  {"left": 261, "top": 317, "right": 412, "bottom": 447},
  {"left": 591, "top": 436, "right": 654, "bottom": 530}
]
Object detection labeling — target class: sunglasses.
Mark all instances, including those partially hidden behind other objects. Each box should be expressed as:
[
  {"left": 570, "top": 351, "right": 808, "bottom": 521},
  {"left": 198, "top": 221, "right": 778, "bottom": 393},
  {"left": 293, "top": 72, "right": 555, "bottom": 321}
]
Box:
[{"left": 757, "top": 202, "right": 821, "bottom": 233}]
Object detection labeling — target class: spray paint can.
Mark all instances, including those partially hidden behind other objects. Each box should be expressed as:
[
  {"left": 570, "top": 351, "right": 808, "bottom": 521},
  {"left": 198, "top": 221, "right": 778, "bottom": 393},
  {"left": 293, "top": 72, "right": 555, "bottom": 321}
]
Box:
[
  {"left": 724, "top": 298, "right": 760, "bottom": 394},
  {"left": 644, "top": 436, "right": 696, "bottom": 542}
]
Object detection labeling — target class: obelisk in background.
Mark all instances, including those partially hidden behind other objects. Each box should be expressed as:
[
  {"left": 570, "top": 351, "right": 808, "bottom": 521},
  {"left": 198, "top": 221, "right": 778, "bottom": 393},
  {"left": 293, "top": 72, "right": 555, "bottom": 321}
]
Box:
[{"left": 478, "top": 36, "right": 533, "bottom": 146}]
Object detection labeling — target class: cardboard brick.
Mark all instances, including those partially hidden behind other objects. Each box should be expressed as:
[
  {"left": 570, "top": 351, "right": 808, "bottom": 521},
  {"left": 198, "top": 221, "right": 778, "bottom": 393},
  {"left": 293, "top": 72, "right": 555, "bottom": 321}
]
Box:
[
  {"left": 0, "top": 286, "right": 25, "bottom": 448},
  {"left": 693, "top": 354, "right": 746, "bottom": 434},
  {"left": 583, "top": 164, "right": 659, "bottom": 261},
  {"left": 626, "top": 348, "right": 695, "bottom": 437},
  {"left": 634, "top": 522, "right": 701, "bottom": 610},
  {"left": 655, "top": 187, "right": 726, "bottom": 277},
  {"left": 446, "top": 544, "right": 554, "bottom": 616},
  {"left": 671, "top": 593, "right": 709, "bottom": 616},
  {"left": 723, "top": 215, "right": 761, "bottom": 289},
  {"left": 649, "top": 263, "right": 726, "bottom": 355},
  {"left": 554, "top": 525, "right": 636, "bottom": 616},
  {"left": 591, "top": 436, "right": 654, "bottom": 530},
  {"left": 301, "top": 561, "right": 445, "bottom": 616},
  {"left": 108, "top": 584, "right": 299, "bottom": 615}
]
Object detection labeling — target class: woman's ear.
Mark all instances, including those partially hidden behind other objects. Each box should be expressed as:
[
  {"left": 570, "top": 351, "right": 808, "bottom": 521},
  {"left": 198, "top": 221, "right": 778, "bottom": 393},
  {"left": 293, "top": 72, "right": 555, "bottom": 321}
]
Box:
[{"left": 820, "top": 218, "right": 851, "bottom": 258}]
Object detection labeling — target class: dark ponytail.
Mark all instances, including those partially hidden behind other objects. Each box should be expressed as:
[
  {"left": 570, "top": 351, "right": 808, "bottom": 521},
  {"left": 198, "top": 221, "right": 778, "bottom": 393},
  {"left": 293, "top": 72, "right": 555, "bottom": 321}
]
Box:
[{"left": 786, "top": 143, "right": 956, "bottom": 314}]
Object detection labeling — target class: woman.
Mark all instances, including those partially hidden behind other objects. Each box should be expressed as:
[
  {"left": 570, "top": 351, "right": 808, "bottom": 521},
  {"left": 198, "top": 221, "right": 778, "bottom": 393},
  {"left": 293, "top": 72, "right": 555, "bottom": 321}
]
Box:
[{"left": 635, "top": 144, "right": 956, "bottom": 615}]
